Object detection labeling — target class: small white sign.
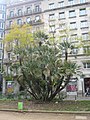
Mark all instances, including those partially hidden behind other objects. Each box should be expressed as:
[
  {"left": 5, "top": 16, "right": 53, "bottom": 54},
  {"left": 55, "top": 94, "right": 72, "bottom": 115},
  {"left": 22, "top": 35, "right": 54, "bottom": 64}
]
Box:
[{"left": 67, "top": 92, "right": 77, "bottom": 95}]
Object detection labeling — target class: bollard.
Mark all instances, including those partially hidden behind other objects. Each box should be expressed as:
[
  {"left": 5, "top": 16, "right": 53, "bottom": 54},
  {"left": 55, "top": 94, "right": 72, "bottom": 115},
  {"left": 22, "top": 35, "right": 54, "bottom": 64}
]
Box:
[
  {"left": 18, "top": 102, "right": 23, "bottom": 110},
  {"left": 75, "top": 95, "right": 77, "bottom": 101}
]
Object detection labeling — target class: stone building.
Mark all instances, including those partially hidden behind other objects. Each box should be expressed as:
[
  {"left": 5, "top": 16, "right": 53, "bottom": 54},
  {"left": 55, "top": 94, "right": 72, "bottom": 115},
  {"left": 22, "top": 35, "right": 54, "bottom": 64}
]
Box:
[
  {"left": 0, "top": 0, "right": 6, "bottom": 93},
  {"left": 4, "top": 0, "right": 90, "bottom": 96}
]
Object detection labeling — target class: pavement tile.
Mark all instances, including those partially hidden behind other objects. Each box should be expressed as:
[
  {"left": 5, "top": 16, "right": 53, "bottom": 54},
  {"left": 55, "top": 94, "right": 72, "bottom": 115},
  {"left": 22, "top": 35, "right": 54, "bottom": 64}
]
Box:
[{"left": 75, "top": 116, "right": 87, "bottom": 120}]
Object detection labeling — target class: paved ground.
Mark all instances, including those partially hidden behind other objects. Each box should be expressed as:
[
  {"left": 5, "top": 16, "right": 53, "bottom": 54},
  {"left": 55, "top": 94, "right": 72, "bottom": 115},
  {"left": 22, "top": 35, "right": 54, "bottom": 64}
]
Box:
[
  {"left": 64, "top": 95, "right": 90, "bottom": 101},
  {"left": 0, "top": 111, "right": 89, "bottom": 120}
]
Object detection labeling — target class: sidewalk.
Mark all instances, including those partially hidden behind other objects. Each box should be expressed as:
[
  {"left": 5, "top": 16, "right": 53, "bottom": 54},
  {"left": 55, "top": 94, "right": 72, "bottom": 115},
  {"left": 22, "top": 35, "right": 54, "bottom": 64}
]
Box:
[
  {"left": 64, "top": 95, "right": 90, "bottom": 101},
  {"left": 0, "top": 111, "right": 90, "bottom": 120}
]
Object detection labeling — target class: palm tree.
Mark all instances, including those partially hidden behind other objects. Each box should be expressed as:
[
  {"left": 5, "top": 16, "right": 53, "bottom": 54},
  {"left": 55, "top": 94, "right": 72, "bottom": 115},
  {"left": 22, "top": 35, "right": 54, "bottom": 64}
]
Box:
[
  {"left": 33, "top": 30, "right": 48, "bottom": 46},
  {"left": 60, "top": 40, "right": 74, "bottom": 61}
]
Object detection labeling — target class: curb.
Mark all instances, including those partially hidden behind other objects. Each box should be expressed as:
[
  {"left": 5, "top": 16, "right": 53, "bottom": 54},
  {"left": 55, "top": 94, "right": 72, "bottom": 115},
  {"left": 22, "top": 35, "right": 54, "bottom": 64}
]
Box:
[{"left": 0, "top": 109, "right": 90, "bottom": 114}]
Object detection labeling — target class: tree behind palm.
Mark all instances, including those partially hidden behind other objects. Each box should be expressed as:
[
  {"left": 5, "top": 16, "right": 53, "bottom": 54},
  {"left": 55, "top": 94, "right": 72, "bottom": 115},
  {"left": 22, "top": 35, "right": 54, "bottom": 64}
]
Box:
[{"left": 4, "top": 24, "right": 80, "bottom": 101}]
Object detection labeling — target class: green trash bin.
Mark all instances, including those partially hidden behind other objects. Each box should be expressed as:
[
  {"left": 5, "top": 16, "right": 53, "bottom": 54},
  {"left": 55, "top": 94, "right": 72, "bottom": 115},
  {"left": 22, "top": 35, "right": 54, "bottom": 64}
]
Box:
[{"left": 18, "top": 102, "right": 23, "bottom": 110}]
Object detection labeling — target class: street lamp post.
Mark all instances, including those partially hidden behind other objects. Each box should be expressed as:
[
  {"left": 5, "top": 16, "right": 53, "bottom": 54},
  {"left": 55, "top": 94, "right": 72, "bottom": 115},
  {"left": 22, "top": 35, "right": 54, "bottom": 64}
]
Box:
[
  {"left": 80, "top": 74, "right": 85, "bottom": 97},
  {"left": 51, "top": 27, "right": 60, "bottom": 45},
  {"left": 82, "top": 80, "right": 84, "bottom": 96},
  {"left": 81, "top": 78, "right": 84, "bottom": 97}
]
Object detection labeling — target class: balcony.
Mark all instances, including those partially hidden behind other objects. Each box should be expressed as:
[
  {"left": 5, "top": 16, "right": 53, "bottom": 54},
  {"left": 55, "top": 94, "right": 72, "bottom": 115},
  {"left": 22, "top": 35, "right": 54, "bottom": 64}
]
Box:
[
  {"left": 48, "top": 16, "right": 56, "bottom": 21},
  {"left": 16, "top": 12, "right": 23, "bottom": 17},
  {"left": 24, "top": 10, "right": 32, "bottom": 16},
  {"left": 33, "top": 8, "right": 42, "bottom": 14},
  {"left": 6, "top": 19, "right": 44, "bottom": 30},
  {"left": 29, "top": 19, "right": 43, "bottom": 25},
  {"left": 7, "top": 8, "right": 42, "bottom": 20},
  {"left": 5, "top": 25, "right": 11, "bottom": 30},
  {"left": 7, "top": 13, "right": 23, "bottom": 20},
  {"left": 24, "top": 8, "right": 42, "bottom": 15},
  {"left": 70, "top": 28, "right": 77, "bottom": 31},
  {"left": 7, "top": 15, "right": 15, "bottom": 20}
]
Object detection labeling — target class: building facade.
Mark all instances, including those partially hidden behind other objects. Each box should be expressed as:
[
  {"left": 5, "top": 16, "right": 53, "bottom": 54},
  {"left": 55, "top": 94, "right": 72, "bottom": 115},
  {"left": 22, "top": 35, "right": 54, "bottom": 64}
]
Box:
[
  {"left": 5, "top": 0, "right": 44, "bottom": 63},
  {"left": 4, "top": 0, "right": 90, "bottom": 96},
  {"left": 43, "top": 0, "right": 90, "bottom": 96},
  {"left": 0, "top": 1, "right": 6, "bottom": 71},
  {"left": 0, "top": 1, "right": 6, "bottom": 93}
]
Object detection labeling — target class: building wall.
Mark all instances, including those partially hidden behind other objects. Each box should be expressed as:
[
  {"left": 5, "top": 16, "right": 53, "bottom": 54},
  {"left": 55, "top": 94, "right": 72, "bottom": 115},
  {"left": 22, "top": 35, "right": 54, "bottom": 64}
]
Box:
[
  {"left": 43, "top": 0, "right": 90, "bottom": 95},
  {"left": 6, "top": 0, "right": 44, "bottom": 31},
  {"left": 0, "top": 1, "right": 6, "bottom": 94},
  {"left": 0, "top": 3, "right": 6, "bottom": 71},
  {"left": 5, "top": 0, "right": 90, "bottom": 95}
]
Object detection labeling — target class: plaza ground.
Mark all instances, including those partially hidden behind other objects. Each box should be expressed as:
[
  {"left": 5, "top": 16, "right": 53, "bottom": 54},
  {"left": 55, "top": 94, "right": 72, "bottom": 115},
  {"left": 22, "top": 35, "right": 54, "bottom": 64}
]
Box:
[
  {"left": 0, "top": 111, "right": 89, "bottom": 120},
  {"left": 0, "top": 99, "right": 90, "bottom": 111}
]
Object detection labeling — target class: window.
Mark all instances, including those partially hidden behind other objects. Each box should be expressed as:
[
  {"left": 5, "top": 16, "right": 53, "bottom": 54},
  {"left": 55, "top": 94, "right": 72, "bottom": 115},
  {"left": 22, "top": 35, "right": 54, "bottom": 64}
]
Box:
[
  {"left": 59, "top": 12, "right": 65, "bottom": 19},
  {"left": 71, "top": 34, "right": 77, "bottom": 42},
  {"left": 58, "top": 1, "right": 64, "bottom": 7},
  {"left": 17, "top": 19, "right": 22, "bottom": 25},
  {"left": 83, "top": 46, "right": 90, "bottom": 54},
  {"left": 59, "top": 23, "right": 65, "bottom": 31},
  {"left": 80, "top": 8, "right": 86, "bottom": 16},
  {"left": 80, "top": 0, "right": 86, "bottom": 3},
  {"left": 0, "top": 32, "right": 3, "bottom": 38},
  {"left": 0, "top": 50, "right": 2, "bottom": 59},
  {"left": 0, "top": 22, "right": 4, "bottom": 29},
  {"left": 0, "top": 5, "right": 3, "bottom": 10},
  {"left": 10, "top": 11, "right": 14, "bottom": 17},
  {"left": 2, "top": 5, "right": 6, "bottom": 11},
  {"left": 71, "top": 48, "right": 78, "bottom": 54},
  {"left": 0, "top": 14, "right": 2, "bottom": 19},
  {"left": 35, "top": 16, "right": 40, "bottom": 22},
  {"left": 0, "top": 5, "right": 5, "bottom": 11},
  {"left": 68, "top": 0, "right": 75, "bottom": 5},
  {"left": 49, "top": 14, "right": 55, "bottom": 20},
  {"left": 0, "top": 42, "right": 2, "bottom": 49},
  {"left": 49, "top": 21, "right": 55, "bottom": 26},
  {"left": 2, "top": 13, "right": 5, "bottom": 19},
  {"left": 49, "top": 3, "right": 55, "bottom": 9},
  {"left": 80, "top": 20, "right": 88, "bottom": 28},
  {"left": 83, "top": 62, "right": 90, "bottom": 68},
  {"left": 18, "top": 9, "right": 22, "bottom": 16},
  {"left": 69, "top": 10, "right": 76, "bottom": 18},
  {"left": 70, "top": 22, "right": 77, "bottom": 30},
  {"left": 35, "top": 5, "right": 40, "bottom": 12},
  {"left": 27, "top": 7, "right": 31, "bottom": 14},
  {"left": 82, "top": 33, "right": 89, "bottom": 40},
  {"left": 26, "top": 17, "right": 31, "bottom": 23},
  {"left": 86, "top": 63, "right": 90, "bottom": 68},
  {"left": 49, "top": 25, "right": 55, "bottom": 32},
  {"left": 9, "top": 21, "right": 12, "bottom": 27}
]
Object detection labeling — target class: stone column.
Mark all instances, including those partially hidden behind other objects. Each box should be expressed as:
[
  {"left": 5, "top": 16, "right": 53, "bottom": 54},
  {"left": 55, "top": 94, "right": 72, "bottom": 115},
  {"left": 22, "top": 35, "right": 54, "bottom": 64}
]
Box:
[
  {"left": 2, "top": 78, "right": 6, "bottom": 95},
  {"left": 77, "top": 76, "right": 84, "bottom": 96}
]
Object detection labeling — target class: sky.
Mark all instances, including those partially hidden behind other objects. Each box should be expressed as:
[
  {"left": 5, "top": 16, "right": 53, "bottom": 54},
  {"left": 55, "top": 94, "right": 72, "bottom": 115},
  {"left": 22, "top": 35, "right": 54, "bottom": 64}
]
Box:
[
  {"left": 0, "top": 0, "right": 6, "bottom": 4},
  {"left": 0, "top": 0, "right": 28, "bottom": 4}
]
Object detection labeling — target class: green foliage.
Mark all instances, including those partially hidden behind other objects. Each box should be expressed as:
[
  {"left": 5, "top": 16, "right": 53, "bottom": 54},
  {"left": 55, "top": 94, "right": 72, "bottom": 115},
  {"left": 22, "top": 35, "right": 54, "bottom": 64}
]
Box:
[
  {"left": 4, "top": 24, "right": 80, "bottom": 101},
  {"left": 4, "top": 23, "right": 33, "bottom": 51},
  {"left": 5, "top": 76, "right": 13, "bottom": 81},
  {"left": 34, "top": 30, "right": 48, "bottom": 41},
  {"left": 14, "top": 41, "right": 80, "bottom": 101}
]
